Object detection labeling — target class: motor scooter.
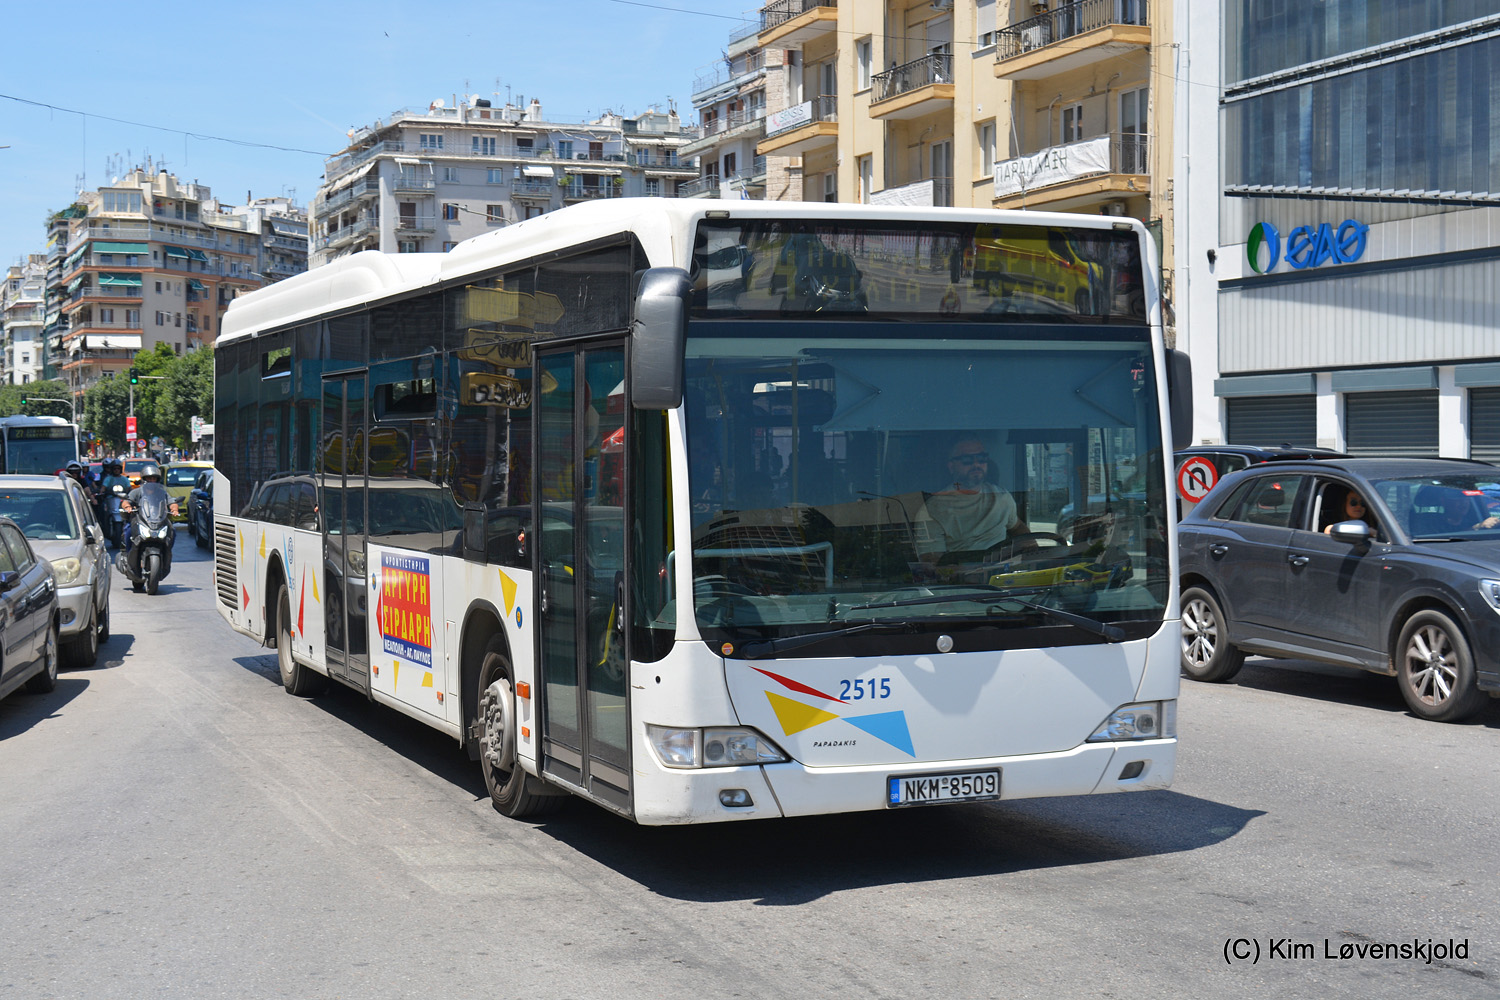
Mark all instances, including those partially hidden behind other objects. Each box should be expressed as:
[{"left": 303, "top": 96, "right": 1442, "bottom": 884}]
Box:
[
  {"left": 116, "top": 486, "right": 175, "bottom": 594},
  {"left": 105, "top": 484, "right": 127, "bottom": 548}
]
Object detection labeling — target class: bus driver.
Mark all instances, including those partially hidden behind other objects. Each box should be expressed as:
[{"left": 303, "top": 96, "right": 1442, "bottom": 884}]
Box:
[{"left": 915, "top": 437, "right": 1031, "bottom": 563}]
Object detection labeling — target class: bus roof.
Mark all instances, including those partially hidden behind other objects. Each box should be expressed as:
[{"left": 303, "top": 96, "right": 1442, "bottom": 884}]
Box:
[
  {"left": 218, "top": 197, "right": 1149, "bottom": 347},
  {"left": 0, "top": 414, "right": 72, "bottom": 426}
]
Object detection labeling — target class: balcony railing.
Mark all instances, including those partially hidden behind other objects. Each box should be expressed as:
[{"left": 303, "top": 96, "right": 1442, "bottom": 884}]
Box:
[
  {"left": 993, "top": 132, "right": 1150, "bottom": 198},
  {"left": 679, "top": 175, "right": 722, "bottom": 197},
  {"left": 872, "top": 53, "right": 953, "bottom": 103},
  {"left": 562, "top": 182, "right": 621, "bottom": 201},
  {"left": 760, "top": 0, "right": 835, "bottom": 32},
  {"left": 325, "top": 140, "right": 407, "bottom": 183},
  {"left": 692, "top": 51, "right": 767, "bottom": 97},
  {"left": 395, "top": 216, "right": 437, "bottom": 231},
  {"left": 996, "top": 0, "right": 1148, "bottom": 62},
  {"left": 633, "top": 151, "right": 689, "bottom": 168},
  {"left": 765, "top": 94, "right": 838, "bottom": 138},
  {"left": 699, "top": 108, "right": 768, "bottom": 139},
  {"left": 513, "top": 178, "right": 555, "bottom": 197}
]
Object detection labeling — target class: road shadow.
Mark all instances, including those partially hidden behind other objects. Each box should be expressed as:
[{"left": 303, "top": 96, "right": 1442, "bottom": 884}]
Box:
[
  {"left": 1223, "top": 657, "right": 1500, "bottom": 730},
  {"left": 65, "top": 630, "right": 137, "bottom": 673},
  {"left": 530, "top": 788, "right": 1264, "bottom": 904},
  {"left": 0, "top": 676, "right": 90, "bottom": 741},
  {"left": 230, "top": 662, "right": 490, "bottom": 799}
]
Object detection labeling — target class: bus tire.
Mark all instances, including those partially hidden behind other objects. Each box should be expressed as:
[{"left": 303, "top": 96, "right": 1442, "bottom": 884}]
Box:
[
  {"left": 478, "top": 638, "right": 562, "bottom": 818},
  {"left": 277, "top": 583, "right": 326, "bottom": 697}
]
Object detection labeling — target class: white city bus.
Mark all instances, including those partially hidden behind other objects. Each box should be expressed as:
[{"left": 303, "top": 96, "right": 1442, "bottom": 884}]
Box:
[
  {"left": 212, "top": 199, "right": 1191, "bottom": 825},
  {"left": 0, "top": 414, "right": 80, "bottom": 475}
]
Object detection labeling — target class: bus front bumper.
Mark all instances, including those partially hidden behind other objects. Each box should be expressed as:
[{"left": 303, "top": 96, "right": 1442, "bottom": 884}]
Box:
[{"left": 628, "top": 738, "right": 1175, "bottom": 826}]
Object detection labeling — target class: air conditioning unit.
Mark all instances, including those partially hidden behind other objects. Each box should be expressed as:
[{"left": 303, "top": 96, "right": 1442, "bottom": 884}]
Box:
[
  {"left": 1020, "top": 25, "right": 1050, "bottom": 50},
  {"left": 1102, "top": 200, "right": 1128, "bottom": 216}
]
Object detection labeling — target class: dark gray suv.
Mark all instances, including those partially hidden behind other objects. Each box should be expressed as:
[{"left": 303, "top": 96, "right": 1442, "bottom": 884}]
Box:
[{"left": 1178, "top": 457, "right": 1500, "bottom": 723}]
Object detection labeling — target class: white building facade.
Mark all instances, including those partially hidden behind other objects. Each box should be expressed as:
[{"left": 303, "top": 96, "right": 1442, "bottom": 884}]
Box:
[{"left": 312, "top": 98, "right": 699, "bottom": 267}]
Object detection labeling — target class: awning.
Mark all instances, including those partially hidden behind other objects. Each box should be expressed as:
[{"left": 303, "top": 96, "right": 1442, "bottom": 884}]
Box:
[
  {"left": 92, "top": 241, "right": 149, "bottom": 255},
  {"left": 164, "top": 245, "right": 189, "bottom": 258},
  {"left": 187, "top": 279, "right": 206, "bottom": 291},
  {"left": 98, "top": 273, "right": 143, "bottom": 286},
  {"left": 523, "top": 165, "right": 555, "bottom": 178},
  {"left": 393, "top": 156, "right": 425, "bottom": 166},
  {"left": 83, "top": 334, "right": 143, "bottom": 351},
  {"left": 67, "top": 276, "right": 85, "bottom": 294},
  {"left": 184, "top": 248, "right": 209, "bottom": 262}
]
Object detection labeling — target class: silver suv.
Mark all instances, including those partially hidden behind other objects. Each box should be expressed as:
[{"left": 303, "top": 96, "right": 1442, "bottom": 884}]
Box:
[{"left": 0, "top": 476, "right": 110, "bottom": 667}]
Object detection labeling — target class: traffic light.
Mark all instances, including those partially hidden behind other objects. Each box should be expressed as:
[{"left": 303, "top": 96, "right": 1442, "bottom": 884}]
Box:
[
  {"left": 128, "top": 368, "right": 139, "bottom": 385},
  {"left": 19, "top": 394, "right": 26, "bottom": 405}
]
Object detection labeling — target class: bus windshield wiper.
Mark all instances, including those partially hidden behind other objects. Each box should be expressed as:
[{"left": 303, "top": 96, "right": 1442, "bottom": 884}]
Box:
[
  {"left": 738, "top": 621, "right": 914, "bottom": 659},
  {"left": 851, "top": 588, "right": 1125, "bottom": 642}
]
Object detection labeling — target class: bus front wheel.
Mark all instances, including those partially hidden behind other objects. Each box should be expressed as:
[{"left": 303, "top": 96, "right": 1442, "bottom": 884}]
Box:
[{"left": 478, "top": 639, "right": 563, "bottom": 818}]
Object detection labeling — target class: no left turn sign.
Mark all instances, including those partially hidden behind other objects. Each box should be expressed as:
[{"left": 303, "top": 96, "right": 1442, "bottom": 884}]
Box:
[{"left": 1178, "top": 457, "right": 1218, "bottom": 501}]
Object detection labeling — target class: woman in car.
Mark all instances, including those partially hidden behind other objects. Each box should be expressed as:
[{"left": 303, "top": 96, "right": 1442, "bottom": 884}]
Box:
[{"left": 1322, "top": 486, "right": 1379, "bottom": 537}]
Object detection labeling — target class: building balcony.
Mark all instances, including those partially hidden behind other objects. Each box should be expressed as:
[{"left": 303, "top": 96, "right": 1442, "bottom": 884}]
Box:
[
  {"left": 325, "top": 140, "right": 407, "bottom": 184},
  {"left": 561, "top": 181, "right": 621, "bottom": 202},
  {"left": 679, "top": 175, "right": 724, "bottom": 198},
  {"left": 512, "top": 178, "right": 556, "bottom": 199},
  {"left": 870, "top": 54, "right": 955, "bottom": 121},
  {"left": 758, "top": 0, "right": 836, "bottom": 48},
  {"left": 392, "top": 174, "right": 437, "bottom": 194},
  {"left": 991, "top": 132, "right": 1149, "bottom": 209},
  {"left": 682, "top": 111, "right": 767, "bottom": 157},
  {"left": 758, "top": 95, "right": 838, "bottom": 157},
  {"left": 691, "top": 52, "right": 767, "bottom": 103},
  {"left": 395, "top": 216, "right": 437, "bottom": 234},
  {"left": 995, "top": 0, "right": 1150, "bottom": 80}
]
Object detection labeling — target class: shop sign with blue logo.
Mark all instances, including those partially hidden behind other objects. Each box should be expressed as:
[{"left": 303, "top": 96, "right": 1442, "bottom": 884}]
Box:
[{"left": 1247, "top": 219, "right": 1369, "bottom": 274}]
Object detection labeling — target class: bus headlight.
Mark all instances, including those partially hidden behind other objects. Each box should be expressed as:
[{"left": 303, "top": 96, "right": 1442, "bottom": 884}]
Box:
[
  {"left": 52, "top": 557, "right": 82, "bottom": 586},
  {"left": 1088, "top": 700, "right": 1176, "bottom": 742},
  {"left": 646, "top": 724, "right": 788, "bottom": 768}
]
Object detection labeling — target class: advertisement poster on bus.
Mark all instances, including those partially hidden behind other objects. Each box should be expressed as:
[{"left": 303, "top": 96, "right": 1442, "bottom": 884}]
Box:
[{"left": 379, "top": 553, "right": 433, "bottom": 668}]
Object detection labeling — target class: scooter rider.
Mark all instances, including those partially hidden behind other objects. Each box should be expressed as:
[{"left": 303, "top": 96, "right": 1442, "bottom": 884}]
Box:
[
  {"left": 120, "top": 463, "right": 178, "bottom": 551},
  {"left": 98, "top": 460, "right": 132, "bottom": 546},
  {"left": 63, "top": 460, "right": 97, "bottom": 505}
]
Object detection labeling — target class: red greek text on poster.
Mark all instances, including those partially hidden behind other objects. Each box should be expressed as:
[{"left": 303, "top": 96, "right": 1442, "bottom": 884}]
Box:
[{"left": 380, "top": 553, "right": 433, "bottom": 667}]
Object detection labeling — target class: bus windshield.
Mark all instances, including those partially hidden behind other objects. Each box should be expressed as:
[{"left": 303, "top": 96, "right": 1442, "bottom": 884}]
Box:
[
  {"left": 684, "top": 322, "right": 1168, "bottom": 652},
  {"left": 3, "top": 428, "right": 77, "bottom": 475}
]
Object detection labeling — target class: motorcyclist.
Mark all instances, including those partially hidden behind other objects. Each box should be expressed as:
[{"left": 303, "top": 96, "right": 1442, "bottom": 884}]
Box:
[
  {"left": 120, "top": 463, "right": 178, "bottom": 552},
  {"left": 63, "top": 460, "right": 97, "bottom": 505},
  {"left": 98, "top": 460, "right": 132, "bottom": 547}
]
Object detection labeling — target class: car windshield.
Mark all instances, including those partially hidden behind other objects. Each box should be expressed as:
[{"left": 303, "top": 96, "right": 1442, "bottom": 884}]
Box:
[
  {"left": 0, "top": 489, "right": 79, "bottom": 540},
  {"left": 1373, "top": 474, "right": 1500, "bottom": 540},
  {"left": 165, "top": 467, "right": 203, "bottom": 486}
]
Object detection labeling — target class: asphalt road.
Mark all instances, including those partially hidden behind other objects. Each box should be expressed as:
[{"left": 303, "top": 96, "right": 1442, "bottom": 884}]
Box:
[{"left": 1, "top": 533, "right": 1497, "bottom": 999}]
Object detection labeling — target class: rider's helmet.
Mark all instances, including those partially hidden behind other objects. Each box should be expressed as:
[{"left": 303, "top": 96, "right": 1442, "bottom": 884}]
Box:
[
  {"left": 65, "top": 460, "right": 83, "bottom": 477},
  {"left": 140, "top": 463, "right": 162, "bottom": 482}
]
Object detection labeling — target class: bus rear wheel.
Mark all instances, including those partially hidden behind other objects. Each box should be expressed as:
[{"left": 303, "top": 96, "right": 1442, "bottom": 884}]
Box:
[{"left": 478, "top": 639, "right": 562, "bottom": 818}]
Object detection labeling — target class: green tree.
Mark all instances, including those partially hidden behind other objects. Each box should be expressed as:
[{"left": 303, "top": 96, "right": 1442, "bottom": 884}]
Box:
[
  {"left": 0, "top": 379, "right": 72, "bottom": 419},
  {"left": 82, "top": 375, "right": 131, "bottom": 455},
  {"left": 159, "top": 345, "right": 213, "bottom": 449}
]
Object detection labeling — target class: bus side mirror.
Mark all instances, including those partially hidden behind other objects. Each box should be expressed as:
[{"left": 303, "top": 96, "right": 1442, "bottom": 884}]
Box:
[
  {"left": 631, "top": 267, "right": 691, "bottom": 410},
  {"left": 1166, "top": 348, "right": 1193, "bottom": 451}
]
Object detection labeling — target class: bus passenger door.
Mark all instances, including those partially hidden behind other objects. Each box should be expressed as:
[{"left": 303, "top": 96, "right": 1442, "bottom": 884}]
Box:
[
  {"left": 321, "top": 372, "right": 370, "bottom": 694},
  {"left": 535, "top": 345, "right": 631, "bottom": 815}
]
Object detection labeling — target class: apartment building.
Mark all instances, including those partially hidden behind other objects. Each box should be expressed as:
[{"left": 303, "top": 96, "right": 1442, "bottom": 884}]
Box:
[
  {"left": 742, "top": 0, "right": 1173, "bottom": 308},
  {"left": 1, "top": 255, "right": 47, "bottom": 384},
  {"left": 681, "top": 24, "right": 790, "bottom": 199},
  {"left": 56, "top": 167, "right": 274, "bottom": 397},
  {"left": 311, "top": 97, "right": 700, "bottom": 267},
  {"left": 1179, "top": 2, "right": 1500, "bottom": 457}
]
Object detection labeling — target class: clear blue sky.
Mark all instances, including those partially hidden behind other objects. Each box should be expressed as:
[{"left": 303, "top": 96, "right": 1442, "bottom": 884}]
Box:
[{"left": 0, "top": 0, "right": 754, "bottom": 269}]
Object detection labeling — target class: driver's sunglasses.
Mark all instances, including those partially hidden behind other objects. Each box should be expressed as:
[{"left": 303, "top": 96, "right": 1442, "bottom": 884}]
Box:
[{"left": 950, "top": 452, "right": 989, "bottom": 466}]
